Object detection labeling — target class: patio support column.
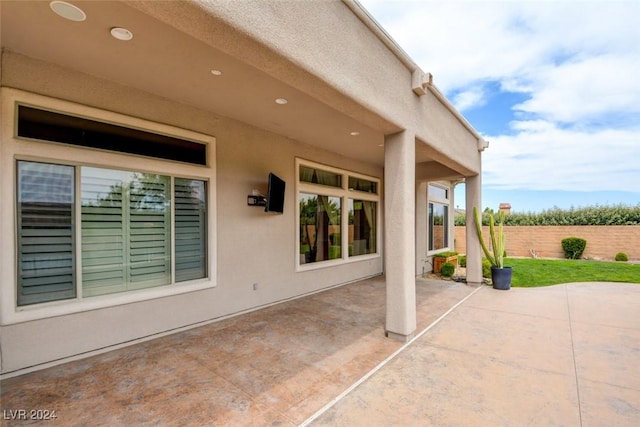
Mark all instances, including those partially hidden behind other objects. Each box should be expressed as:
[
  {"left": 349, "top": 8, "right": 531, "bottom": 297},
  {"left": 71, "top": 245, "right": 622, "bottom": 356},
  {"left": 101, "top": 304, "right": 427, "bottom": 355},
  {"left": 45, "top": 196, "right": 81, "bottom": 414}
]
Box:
[
  {"left": 415, "top": 181, "right": 428, "bottom": 276},
  {"left": 384, "top": 130, "right": 416, "bottom": 341},
  {"left": 465, "top": 174, "right": 483, "bottom": 284}
]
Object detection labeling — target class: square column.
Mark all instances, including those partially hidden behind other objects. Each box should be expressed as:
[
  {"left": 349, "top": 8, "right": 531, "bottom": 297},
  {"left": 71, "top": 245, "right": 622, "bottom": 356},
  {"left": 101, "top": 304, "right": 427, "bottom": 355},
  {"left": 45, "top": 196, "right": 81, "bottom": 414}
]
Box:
[
  {"left": 465, "top": 174, "right": 483, "bottom": 284},
  {"left": 415, "top": 181, "right": 428, "bottom": 276},
  {"left": 384, "top": 131, "right": 416, "bottom": 341}
]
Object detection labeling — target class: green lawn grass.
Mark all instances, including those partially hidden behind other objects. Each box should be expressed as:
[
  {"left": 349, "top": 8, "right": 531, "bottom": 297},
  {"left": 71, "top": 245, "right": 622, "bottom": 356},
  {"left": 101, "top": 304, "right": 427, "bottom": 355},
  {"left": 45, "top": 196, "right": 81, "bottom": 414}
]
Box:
[{"left": 505, "top": 258, "right": 640, "bottom": 287}]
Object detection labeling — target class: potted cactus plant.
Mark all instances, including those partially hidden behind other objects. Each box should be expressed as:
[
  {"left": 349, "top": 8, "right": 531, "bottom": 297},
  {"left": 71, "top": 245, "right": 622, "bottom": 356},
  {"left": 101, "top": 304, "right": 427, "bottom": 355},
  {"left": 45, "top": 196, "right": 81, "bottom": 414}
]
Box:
[{"left": 473, "top": 207, "right": 512, "bottom": 290}]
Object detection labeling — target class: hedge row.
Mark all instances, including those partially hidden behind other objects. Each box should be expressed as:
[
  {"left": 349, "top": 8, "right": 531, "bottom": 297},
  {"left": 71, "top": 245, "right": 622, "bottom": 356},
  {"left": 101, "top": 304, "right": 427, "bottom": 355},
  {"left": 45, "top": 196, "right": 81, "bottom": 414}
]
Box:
[{"left": 455, "top": 204, "right": 640, "bottom": 226}]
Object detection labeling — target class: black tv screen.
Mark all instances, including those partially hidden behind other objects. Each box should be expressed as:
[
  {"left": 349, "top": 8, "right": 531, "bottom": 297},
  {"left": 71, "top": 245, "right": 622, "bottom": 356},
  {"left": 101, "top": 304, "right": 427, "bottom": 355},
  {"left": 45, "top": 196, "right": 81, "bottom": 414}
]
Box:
[{"left": 265, "top": 173, "right": 285, "bottom": 213}]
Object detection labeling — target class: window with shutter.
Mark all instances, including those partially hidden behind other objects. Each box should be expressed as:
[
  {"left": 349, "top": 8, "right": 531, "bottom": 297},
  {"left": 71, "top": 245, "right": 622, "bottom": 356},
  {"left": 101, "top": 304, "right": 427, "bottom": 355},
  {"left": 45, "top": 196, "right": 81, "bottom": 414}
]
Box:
[
  {"left": 17, "top": 161, "right": 76, "bottom": 306},
  {"left": 175, "top": 179, "right": 207, "bottom": 282},
  {"left": 81, "top": 168, "right": 171, "bottom": 297},
  {"left": 128, "top": 173, "right": 171, "bottom": 288},
  {"left": 81, "top": 169, "right": 126, "bottom": 295},
  {"left": 7, "top": 97, "right": 215, "bottom": 316},
  {"left": 16, "top": 161, "right": 207, "bottom": 305}
]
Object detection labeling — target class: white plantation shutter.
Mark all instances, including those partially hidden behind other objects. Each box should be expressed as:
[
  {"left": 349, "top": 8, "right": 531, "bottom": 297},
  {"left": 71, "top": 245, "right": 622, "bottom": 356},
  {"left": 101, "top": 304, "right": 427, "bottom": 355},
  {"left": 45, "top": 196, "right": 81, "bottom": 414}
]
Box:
[
  {"left": 17, "top": 162, "right": 76, "bottom": 306},
  {"left": 81, "top": 168, "right": 170, "bottom": 297},
  {"left": 128, "top": 174, "right": 171, "bottom": 287},
  {"left": 81, "top": 170, "right": 126, "bottom": 295},
  {"left": 175, "top": 179, "right": 207, "bottom": 282}
]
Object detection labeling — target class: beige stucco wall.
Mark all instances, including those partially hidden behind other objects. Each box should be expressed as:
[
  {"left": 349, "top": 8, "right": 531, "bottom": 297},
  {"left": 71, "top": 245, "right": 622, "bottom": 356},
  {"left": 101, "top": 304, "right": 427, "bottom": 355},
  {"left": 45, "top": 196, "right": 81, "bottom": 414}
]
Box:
[
  {"left": 0, "top": 53, "right": 383, "bottom": 375},
  {"left": 455, "top": 225, "right": 640, "bottom": 261}
]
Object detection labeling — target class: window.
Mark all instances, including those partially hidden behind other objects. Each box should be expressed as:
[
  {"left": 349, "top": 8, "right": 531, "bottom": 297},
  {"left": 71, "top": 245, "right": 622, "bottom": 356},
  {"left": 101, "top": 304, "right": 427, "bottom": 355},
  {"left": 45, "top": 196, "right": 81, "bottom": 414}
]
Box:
[
  {"left": 299, "top": 194, "right": 341, "bottom": 263},
  {"left": 17, "top": 105, "right": 207, "bottom": 165},
  {"left": 429, "top": 185, "right": 448, "bottom": 199},
  {"left": 17, "top": 161, "right": 208, "bottom": 306},
  {"left": 428, "top": 202, "right": 448, "bottom": 251},
  {"left": 297, "top": 159, "right": 379, "bottom": 267},
  {"left": 299, "top": 165, "right": 342, "bottom": 188},
  {"left": 174, "top": 179, "right": 208, "bottom": 282},
  {"left": 348, "top": 176, "right": 377, "bottom": 193},
  {"left": 349, "top": 199, "right": 377, "bottom": 256},
  {"left": 428, "top": 184, "right": 451, "bottom": 252},
  {"left": 3, "top": 91, "right": 215, "bottom": 322},
  {"left": 80, "top": 168, "right": 172, "bottom": 297},
  {"left": 17, "top": 162, "right": 76, "bottom": 306}
]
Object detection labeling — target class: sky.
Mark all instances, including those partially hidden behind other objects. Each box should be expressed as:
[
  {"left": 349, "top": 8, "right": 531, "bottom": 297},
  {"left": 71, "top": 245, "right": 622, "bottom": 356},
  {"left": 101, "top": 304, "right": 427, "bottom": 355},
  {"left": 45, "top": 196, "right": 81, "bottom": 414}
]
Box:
[{"left": 358, "top": 0, "right": 640, "bottom": 213}]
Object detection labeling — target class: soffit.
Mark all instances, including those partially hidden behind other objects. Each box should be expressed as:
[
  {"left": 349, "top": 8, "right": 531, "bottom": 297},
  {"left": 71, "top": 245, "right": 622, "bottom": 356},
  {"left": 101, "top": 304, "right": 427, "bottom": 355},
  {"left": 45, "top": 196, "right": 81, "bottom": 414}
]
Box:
[{"left": 1, "top": 0, "right": 419, "bottom": 166}]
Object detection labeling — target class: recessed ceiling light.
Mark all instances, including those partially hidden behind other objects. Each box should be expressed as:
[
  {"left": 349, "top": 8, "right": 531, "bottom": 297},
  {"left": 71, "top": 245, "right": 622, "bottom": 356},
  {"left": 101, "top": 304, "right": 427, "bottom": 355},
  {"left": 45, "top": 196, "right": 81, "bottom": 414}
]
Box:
[
  {"left": 275, "top": 98, "right": 288, "bottom": 105},
  {"left": 110, "top": 27, "right": 133, "bottom": 41},
  {"left": 50, "top": 1, "right": 86, "bottom": 22},
  {"left": 378, "top": 144, "right": 384, "bottom": 147},
  {"left": 210, "top": 69, "right": 222, "bottom": 76},
  {"left": 350, "top": 131, "right": 360, "bottom": 136}
]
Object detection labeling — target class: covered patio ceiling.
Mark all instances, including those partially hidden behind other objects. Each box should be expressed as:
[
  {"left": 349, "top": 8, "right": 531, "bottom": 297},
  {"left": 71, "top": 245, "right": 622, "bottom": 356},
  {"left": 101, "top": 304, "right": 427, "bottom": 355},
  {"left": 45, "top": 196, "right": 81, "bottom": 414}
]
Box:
[{"left": 0, "top": 0, "right": 464, "bottom": 171}]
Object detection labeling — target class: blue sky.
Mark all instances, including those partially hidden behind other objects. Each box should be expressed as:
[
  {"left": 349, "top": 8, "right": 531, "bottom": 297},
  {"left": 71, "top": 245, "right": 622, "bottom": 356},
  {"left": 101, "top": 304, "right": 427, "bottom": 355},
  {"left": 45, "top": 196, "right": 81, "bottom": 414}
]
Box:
[{"left": 358, "top": 0, "right": 640, "bottom": 213}]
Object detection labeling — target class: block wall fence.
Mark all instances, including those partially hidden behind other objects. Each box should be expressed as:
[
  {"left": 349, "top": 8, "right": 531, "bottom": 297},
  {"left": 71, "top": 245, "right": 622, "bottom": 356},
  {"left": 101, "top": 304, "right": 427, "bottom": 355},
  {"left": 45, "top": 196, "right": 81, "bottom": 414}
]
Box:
[{"left": 454, "top": 225, "right": 640, "bottom": 261}]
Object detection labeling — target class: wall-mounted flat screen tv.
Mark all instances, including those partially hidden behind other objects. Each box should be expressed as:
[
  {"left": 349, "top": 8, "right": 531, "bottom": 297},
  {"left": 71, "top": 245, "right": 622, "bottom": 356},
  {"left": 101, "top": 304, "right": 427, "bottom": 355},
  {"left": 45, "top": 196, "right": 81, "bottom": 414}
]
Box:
[{"left": 265, "top": 172, "right": 285, "bottom": 213}]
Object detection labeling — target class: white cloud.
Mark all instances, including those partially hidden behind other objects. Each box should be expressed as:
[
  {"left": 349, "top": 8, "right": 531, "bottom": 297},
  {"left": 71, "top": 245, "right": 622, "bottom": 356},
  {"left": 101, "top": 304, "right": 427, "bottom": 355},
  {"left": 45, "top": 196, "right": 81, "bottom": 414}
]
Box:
[
  {"left": 514, "top": 53, "right": 640, "bottom": 123},
  {"left": 483, "top": 124, "right": 640, "bottom": 192},
  {"left": 358, "top": 0, "right": 640, "bottom": 194},
  {"left": 360, "top": 1, "right": 640, "bottom": 97},
  {"left": 452, "top": 87, "right": 485, "bottom": 111}
]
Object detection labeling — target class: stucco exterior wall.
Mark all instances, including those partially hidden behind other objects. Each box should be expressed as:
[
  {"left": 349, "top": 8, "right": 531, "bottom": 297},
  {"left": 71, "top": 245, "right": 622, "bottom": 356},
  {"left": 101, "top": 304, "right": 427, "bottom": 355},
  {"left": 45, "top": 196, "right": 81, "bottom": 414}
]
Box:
[
  {"left": 0, "top": 53, "right": 383, "bottom": 375},
  {"left": 455, "top": 225, "right": 640, "bottom": 261}
]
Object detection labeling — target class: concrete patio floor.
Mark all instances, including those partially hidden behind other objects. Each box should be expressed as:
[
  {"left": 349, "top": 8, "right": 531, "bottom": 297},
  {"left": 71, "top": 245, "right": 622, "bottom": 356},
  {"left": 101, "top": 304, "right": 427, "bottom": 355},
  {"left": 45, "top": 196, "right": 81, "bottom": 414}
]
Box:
[
  {"left": 309, "top": 281, "right": 640, "bottom": 427},
  {"left": 1, "top": 279, "right": 638, "bottom": 426}
]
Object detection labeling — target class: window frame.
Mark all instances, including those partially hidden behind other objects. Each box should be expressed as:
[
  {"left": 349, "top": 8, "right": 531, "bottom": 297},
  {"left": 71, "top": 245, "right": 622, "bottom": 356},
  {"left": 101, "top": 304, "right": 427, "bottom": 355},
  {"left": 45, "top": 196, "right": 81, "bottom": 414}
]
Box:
[
  {"left": 1, "top": 88, "right": 217, "bottom": 325},
  {"left": 427, "top": 183, "right": 452, "bottom": 254},
  {"left": 295, "top": 158, "right": 380, "bottom": 271}
]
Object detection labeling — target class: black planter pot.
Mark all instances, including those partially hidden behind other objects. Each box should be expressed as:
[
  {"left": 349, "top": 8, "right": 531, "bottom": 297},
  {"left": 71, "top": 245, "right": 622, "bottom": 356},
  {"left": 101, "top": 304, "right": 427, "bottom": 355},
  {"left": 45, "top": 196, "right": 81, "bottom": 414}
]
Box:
[{"left": 491, "top": 267, "right": 512, "bottom": 290}]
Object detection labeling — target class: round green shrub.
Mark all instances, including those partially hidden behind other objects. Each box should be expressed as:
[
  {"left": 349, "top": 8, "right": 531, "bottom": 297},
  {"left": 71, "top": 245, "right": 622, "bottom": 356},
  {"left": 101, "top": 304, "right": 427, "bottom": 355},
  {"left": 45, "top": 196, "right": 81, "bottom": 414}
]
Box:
[
  {"left": 561, "top": 237, "right": 587, "bottom": 259},
  {"left": 459, "top": 255, "right": 467, "bottom": 267},
  {"left": 440, "top": 262, "right": 455, "bottom": 277},
  {"left": 615, "top": 252, "right": 629, "bottom": 262},
  {"left": 482, "top": 259, "right": 492, "bottom": 278}
]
